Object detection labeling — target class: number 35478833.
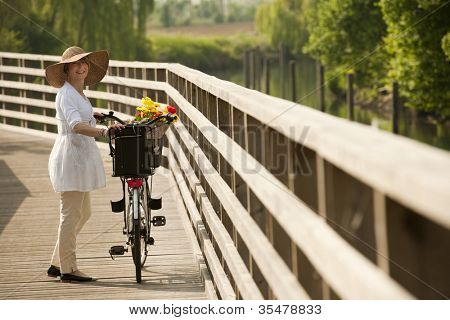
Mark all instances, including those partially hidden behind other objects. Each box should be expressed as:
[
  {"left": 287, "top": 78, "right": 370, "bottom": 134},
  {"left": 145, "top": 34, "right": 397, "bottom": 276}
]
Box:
[{"left": 258, "top": 304, "right": 321, "bottom": 315}]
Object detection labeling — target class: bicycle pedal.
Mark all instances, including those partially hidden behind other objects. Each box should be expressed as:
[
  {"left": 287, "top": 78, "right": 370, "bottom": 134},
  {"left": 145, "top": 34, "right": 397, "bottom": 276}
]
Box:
[
  {"left": 151, "top": 216, "right": 166, "bottom": 226},
  {"left": 109, "top": 245, "right": 127, "bottom": 258}
]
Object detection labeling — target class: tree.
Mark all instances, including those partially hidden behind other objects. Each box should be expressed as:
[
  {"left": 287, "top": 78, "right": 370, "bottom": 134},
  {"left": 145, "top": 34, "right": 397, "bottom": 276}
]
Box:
[
  {"left": 303, "top": 0, "right": 387, "bottom": 86},
  {"left": 159, "top": 0, "right": 192, "bottom": 27},
  {"left": 227, "top": 2, "right": 257, "bottom": 22},
  {"left": 255, "top": 0, "right": 311, "bottom": 53},
  {"left": 0, "top": 0, "right": 39, "bottom": 52},
  {"left": 0, "top": 0, "right": 155, "bottom": 61},
  {"left": 160, "top": 0, "right": 175, "bottom": 27},
  {"left": 380, "top": 0, "right": 450, "bottom": 117},
  {"left": 137, "top": 0, "right": 155, "bottom": 36}
]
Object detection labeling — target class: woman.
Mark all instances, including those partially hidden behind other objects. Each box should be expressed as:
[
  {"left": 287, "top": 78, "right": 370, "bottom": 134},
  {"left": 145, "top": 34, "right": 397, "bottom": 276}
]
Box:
[{"left": 45, "top": 46, "right": 124, "bottom": 282}]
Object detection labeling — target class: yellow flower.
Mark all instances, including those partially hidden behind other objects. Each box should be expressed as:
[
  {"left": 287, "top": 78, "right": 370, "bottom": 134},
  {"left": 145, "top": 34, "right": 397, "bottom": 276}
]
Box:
[
  {"left": 142, "top": 97, "right": 156, "bottom": 108},
  {"left": 145, "top": 106, "right": 158, "bottom": 113}
]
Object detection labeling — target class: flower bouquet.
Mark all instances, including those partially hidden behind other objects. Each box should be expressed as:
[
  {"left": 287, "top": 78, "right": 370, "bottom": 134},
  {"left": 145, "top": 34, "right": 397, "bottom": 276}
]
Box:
[
  {"left": 134, "top": 97, "right": 178, "bottom": 122},
  {"left": 132, "top": 97, "right": 178, "bottom": 139}
]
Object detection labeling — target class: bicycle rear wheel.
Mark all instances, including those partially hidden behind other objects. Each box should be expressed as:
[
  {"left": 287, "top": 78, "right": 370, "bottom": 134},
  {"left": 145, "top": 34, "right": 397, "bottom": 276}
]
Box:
[
  {"left": 131, "top": 188, "right": 142, "bottom": 283},
  {"left": 132, "top": 220, "right": 141, "bottom": 283},
  {"left": 140, "top": 178, "right": 151, "bottom": 267}
]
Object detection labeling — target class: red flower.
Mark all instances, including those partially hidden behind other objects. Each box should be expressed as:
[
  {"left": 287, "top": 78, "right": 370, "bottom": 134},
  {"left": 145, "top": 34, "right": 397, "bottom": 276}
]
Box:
[{"left": 167, "top": 106, "right": 176, "bottom": 114}]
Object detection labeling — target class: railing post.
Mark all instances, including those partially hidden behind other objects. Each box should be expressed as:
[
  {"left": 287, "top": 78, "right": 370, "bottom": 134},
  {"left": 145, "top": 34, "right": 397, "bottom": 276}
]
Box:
[
  {"left": 194, "top": 82, "right": 198, "bottom": 109},
  {"left": 392, "top": 81, "right": 399, "bottom": 134},
  {"left": 19, "top": 58, "right": 27, "bottom": 128},
  {"left": 106, "top": 66, "right": 112, "bottom": 111},
  {"left": 279, "top": 43, "right": 286, "bottom": 99},
  {"left": 124, "top": 67, "right": 131, "bottom": 115},
  {"left": 315, "top": 155, "right": 331, "bottom": 299},
  {"left": 248, "top": 50, "right": 254, "bottom": 89},
  {"left": 140, "top": 68, "right": 149, "bottom": 99},
  {"left": 185, "top": 78, "right": 189, "bottom": 103},
  {"left": 346, "top": 73, "right": 354, "bottom": 121},
  {"left": 255, "top": 46, "right": 261, "bottom": 91},
  {"left": 264, "top": 57, "right": 270, "bottom": 95},
  {"left": 289, "top": 60, "right": 297, "bottom": 102},
  {"left": 252, "top": 49, "right": 258, "bottom": 90},
  {"left": 287, "top": 138, "right": 298, "bottom": 283},
  {"left": 40, "top": 59, "right": 48, "bottom": 132},
  {"left": 243, "top": 50, "right": 250, "bottom": 88},
  {"left": 0, "top": 55, "right": 4, "bottom": 124},
  {"left": 373, "top": 190, "right": 390, "bottom": 273},
  {"left": 316, "top": 61, "right": 325, "bottom": 112}
]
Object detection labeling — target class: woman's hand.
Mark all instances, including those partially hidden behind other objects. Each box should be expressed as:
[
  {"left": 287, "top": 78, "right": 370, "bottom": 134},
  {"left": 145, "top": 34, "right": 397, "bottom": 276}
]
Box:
[
  {"left": 107, "top": 122, "right": 126, "bottom": 136},
  {"left": 93, "top": 112, "right": 105, "bottom": 122}
]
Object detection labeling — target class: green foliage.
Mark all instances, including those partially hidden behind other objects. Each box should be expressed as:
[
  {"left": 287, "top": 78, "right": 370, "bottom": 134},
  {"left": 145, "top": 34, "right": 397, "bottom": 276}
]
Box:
[
  {"left": 0, "top": 0, "right": 30, "bottom": 30},
  {"left": 0, "top": 29, "right": 25, "bottom": 52},
  {"left": 380, "top": 0, "right": 450, "bottom": 117},
  {"left": 137, "top": 0, "right": 155, "bottom": 35},
  {"left": 442, "top": 32, "right": 450, "bottom": 60},
  {"left": 155, "top": 0, "right": 256, "bottom": 27},
  {"left": 150, "top": 34, "right": 261, "bottom": 71},
  {"left": 0, "top": 0, "right": 31, "bottom": 52},
  {"left": 161, "top": 1, "right": 175, "bottom": 27},
  {"left": 303, "top": 0, "right": 387, "bottom": 87},
  {"left": 256, "top": 0, "right": 310, "bottom": 53},
  {"left": 0, "top": 0, "right": 155, "bottom": 61},
  {"left": 227, "top": 2, "right": 257, "bottom": 22},
  {"left": 193, "top": 0, "right": 224, "bottom": 24},
  {"left": 254, "top": 0, "right": 449, "bottom": 117},
  {"left": 160, "top": 0, "right": 191, "bottom": 27}
]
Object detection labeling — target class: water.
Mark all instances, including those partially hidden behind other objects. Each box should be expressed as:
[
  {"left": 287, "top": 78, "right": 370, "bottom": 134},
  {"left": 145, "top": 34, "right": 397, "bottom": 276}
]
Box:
[{"left": 210, "top": 56, "right": 450, "bottom": 151}]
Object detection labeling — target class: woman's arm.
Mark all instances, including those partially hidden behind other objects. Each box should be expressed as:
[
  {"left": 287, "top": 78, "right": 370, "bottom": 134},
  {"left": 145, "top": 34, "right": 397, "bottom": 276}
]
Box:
[
  {"left": 73, "top": 122, "right": 125, "bottom": 137},
  {"left": 73, "top": 122, "right": 107, "bottom": 137}
]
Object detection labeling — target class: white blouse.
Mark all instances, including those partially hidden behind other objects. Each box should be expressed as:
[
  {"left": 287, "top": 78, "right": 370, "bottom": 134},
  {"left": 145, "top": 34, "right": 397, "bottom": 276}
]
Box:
[{"left": 48, "top": 81, "right": 106, "bottom": 192}]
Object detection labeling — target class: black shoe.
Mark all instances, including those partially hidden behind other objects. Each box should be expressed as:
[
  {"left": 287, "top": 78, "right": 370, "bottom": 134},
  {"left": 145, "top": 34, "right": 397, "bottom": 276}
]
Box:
[
  {"left": 47, "top": 265, "right": 61, "bottom": 277},
  {"left": 60, "top": 273, "right": 95, "bottom": 282}
]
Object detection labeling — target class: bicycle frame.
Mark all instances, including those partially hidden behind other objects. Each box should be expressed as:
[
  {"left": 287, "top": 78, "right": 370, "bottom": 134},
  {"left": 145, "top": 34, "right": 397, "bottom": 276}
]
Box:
[{"left": 129, "top": 179, "right": 142, "bottom": 221}]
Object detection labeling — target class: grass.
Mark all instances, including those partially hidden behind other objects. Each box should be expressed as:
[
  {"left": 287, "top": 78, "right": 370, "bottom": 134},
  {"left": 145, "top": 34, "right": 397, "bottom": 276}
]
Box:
[
  {"left": 148, "top": 21, "right": 255, "bottom": 37},
  {"left": 149, "top": 33, "right": 265, "bottom": 71}
]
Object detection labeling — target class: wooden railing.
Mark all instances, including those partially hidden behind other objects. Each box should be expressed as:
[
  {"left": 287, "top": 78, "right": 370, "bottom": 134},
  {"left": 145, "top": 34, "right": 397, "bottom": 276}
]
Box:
[{"left": 1, "top": 51, "right": 449, "bottom": 299}]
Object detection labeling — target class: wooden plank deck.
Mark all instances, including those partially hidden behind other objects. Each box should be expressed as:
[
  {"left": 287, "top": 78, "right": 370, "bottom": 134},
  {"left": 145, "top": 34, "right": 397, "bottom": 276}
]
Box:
[{"left": 0, "top": 128, "right": 211, "bottom": 299}]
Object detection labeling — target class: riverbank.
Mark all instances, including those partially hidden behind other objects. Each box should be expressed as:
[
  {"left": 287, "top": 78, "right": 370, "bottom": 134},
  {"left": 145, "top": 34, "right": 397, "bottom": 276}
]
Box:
[{"left": 210, "top": 65, "right": 450, "bottom": 151}]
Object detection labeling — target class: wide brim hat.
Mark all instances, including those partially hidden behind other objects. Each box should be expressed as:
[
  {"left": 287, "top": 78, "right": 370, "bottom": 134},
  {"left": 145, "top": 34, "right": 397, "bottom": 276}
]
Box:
[{"left": 45, "top": 46, "right": 109, "bottom": 88}]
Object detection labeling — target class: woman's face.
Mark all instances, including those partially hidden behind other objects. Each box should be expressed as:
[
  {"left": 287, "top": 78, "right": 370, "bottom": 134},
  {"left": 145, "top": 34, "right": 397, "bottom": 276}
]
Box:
[{"left": 67, "top": 58, "right": 89, "bottom": 82}]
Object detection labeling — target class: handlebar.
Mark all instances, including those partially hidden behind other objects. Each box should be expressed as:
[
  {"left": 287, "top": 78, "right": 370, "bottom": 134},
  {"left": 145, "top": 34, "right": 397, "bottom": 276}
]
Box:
[
  {"left": 95, "top": 111, "right": 126, "bottom": 125},
  {"left": 96, "top": 111, "right": 177, "bottom": 127}
]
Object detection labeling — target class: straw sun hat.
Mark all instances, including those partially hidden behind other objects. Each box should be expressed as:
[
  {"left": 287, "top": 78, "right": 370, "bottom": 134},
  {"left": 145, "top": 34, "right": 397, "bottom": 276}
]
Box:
[{"left": 45, "top": 46, "right": 109, "bottom": 88}]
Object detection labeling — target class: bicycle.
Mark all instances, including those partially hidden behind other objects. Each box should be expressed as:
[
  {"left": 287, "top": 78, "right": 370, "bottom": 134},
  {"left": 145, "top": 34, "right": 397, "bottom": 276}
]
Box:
[{"left": 97, "top": 111, "right": 177, "bottom": 283}]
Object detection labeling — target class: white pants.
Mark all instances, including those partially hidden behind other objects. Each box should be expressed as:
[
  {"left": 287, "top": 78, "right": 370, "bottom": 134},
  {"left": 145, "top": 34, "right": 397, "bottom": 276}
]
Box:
[{"left": 51, "top": 191, "right": 92, "bottom": 274}]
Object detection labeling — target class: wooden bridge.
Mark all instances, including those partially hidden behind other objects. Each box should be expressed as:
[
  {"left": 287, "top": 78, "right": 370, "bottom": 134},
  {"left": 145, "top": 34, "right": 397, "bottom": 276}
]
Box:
[{"left": 0, "top": 52, "right": 449, "bottom": 300}]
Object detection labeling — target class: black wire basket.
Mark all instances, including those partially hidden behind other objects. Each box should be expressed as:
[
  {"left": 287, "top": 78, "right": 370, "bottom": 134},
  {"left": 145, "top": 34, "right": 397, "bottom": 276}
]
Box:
[{"left": 111, "top": 125, "right": 168, "bottom": 177}]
